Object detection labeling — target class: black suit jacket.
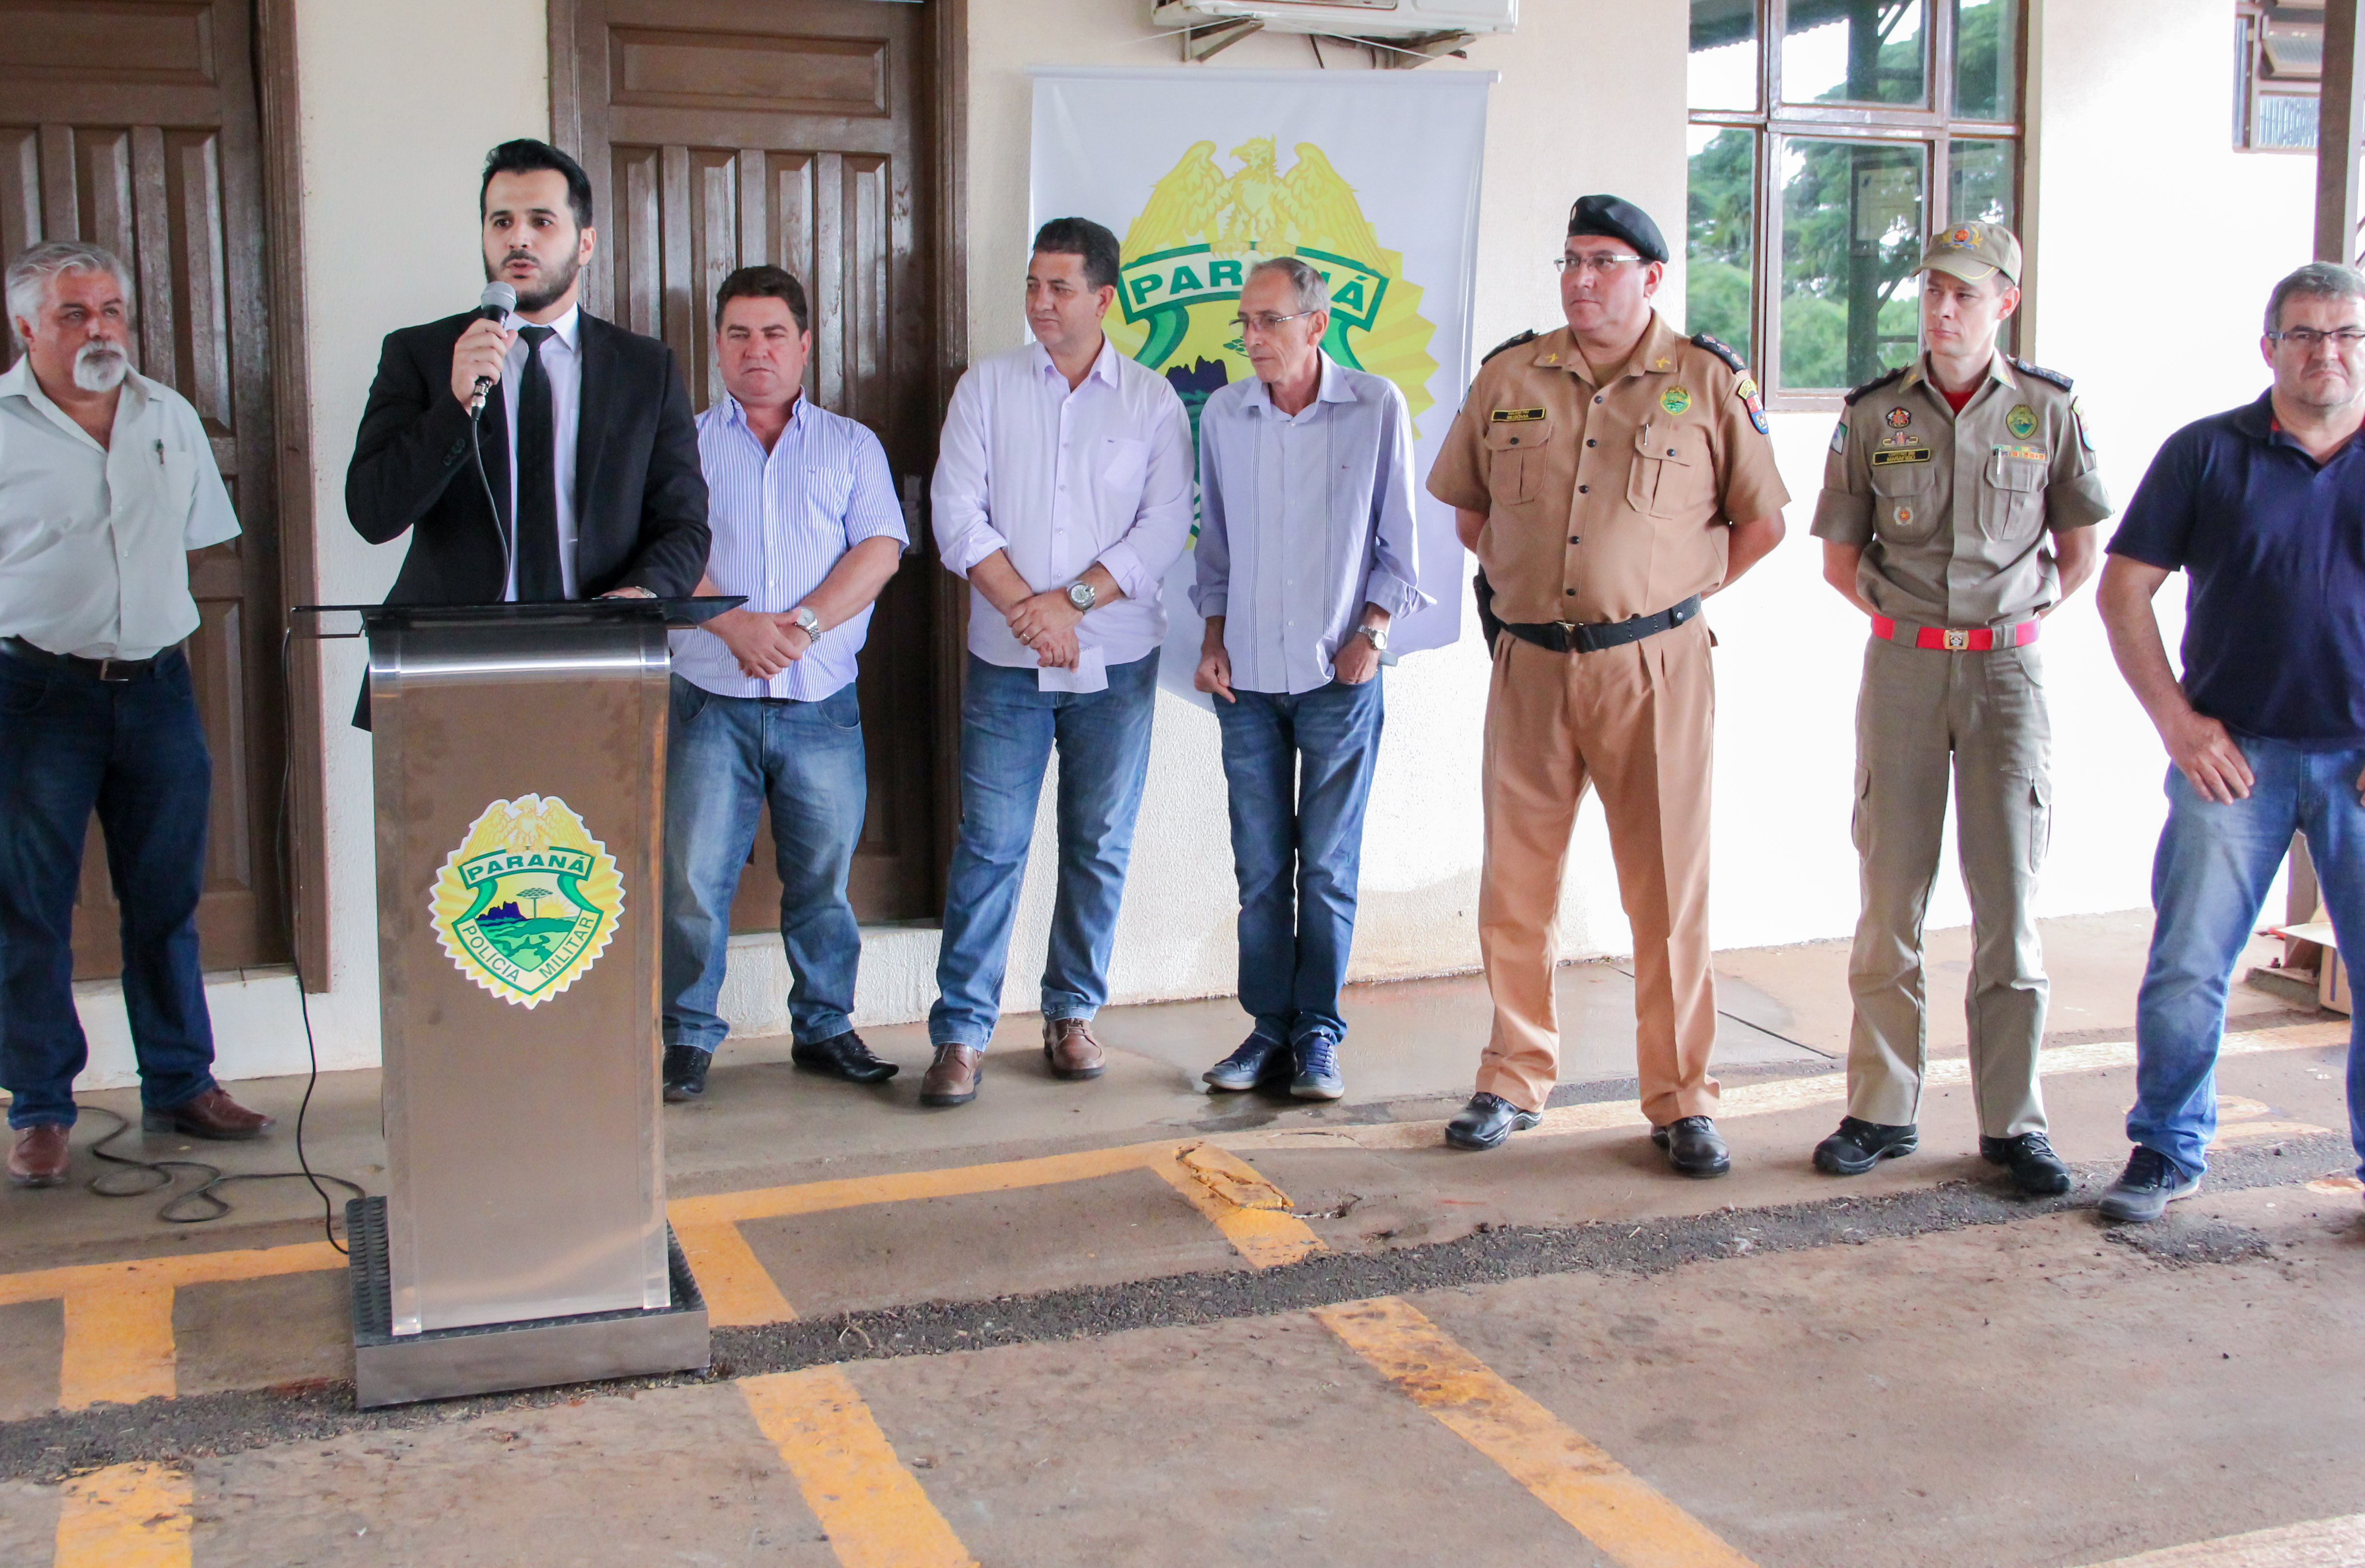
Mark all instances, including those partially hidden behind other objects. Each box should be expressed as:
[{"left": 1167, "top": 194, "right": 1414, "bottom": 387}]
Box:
[{"left": 344, "top": 309, "right": 710, "bottom": 725}]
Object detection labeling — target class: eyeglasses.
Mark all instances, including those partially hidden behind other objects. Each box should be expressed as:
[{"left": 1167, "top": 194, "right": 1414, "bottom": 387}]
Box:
[
  {"left": 1554, "top": 254, "right": 1650, "bottom": 277},
  {"left": 1230, "top": 310, "right": 1317, "bottom": 335},
  {"left": 2267, "top": 327, "right": 2365, "bottom": 348}
]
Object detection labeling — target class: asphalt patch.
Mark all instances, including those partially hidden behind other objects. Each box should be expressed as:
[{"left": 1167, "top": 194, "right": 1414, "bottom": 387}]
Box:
[
  {"left": 2102, "top": 1217, "right": 2276, "bottom": 1267},
  {"left": 0, "top": 1131, "right": 2349, "bottom": 1483}
]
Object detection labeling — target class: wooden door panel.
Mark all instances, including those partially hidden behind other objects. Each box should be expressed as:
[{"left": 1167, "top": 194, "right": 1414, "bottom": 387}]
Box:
[
  {"left": 1, "top": 0, "right": 287, "bottom": 980},
  {"left": 571, "top": 0, "right": 941, "bottom": 930}
]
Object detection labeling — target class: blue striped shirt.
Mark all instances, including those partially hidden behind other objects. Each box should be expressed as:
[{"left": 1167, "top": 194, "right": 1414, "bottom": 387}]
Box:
[{"left": 671, "top": 392, "right": 907, "bottom": 702}]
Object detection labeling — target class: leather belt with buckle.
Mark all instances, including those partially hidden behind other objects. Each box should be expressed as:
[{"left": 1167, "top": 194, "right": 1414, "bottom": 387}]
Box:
[
  {"left": 1869, "top": 615, "right": 2040, "bottom": 653},
  {"left": 0, "top": 636, "right": 169, "bottom": 682},
  {"left": 1503, "top": 595, "right": 1703, "bottom": 655}
]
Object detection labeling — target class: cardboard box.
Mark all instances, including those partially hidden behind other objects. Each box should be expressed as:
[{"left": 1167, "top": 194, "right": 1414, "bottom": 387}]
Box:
[{"left": 2282, "top": 916, "right": 2349, "bottom": 1015}]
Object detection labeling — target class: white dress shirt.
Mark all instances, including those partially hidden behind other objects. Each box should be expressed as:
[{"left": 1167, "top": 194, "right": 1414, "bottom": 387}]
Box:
[
  {"left": 671, "top": 392, "right": 908, "bottom": 702},
  {"left": 0, "top": 358, "right": 240, "bottom": 660},
  {"left": 497, "top": 303, "right": 581, "bottom": 600},
  {"left": 1190, "top": 353, "right": 1431, "bottom": 695},
  {"left": 931, "top": 337, "right": 1194, "bottom": 692}
]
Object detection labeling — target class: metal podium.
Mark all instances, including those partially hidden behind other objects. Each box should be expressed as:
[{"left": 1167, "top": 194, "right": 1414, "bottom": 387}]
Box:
[{"left": 338, "top": 598, "right": 729, "bottom": 1408}]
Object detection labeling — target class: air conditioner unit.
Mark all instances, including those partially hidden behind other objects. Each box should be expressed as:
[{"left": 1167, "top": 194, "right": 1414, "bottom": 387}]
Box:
[{"left": 1152, "top": 0, "right": 1517, "bottom": 43}]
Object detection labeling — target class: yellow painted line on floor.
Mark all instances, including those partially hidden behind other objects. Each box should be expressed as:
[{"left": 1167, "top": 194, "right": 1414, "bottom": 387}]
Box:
[
  {"left": 674, "top": 1218, "right": 798, "bottom": 1326},
  {"left": 1215, "top": 1023, "right": 2353, "bottom": 1154},
  {"left": 741, "top": 1368, "right": 978, "bottom": 1568},
  {"left": 54, "top": 1461, "right": 192, "bottom": 1568},
  {"left": 0, "top": 1239, "right": 343, "bottom": 1308},
  {"left": 2083, "top": 1511, "right": 2365, "bottom": 1566},
  {"left": 1317, "top": 1295, "right": 1756, "bottom": 1568},
  {"left": 669, "top": 1139, "right": 1169, "bottom": 1228},
  {"left": 1152, "top": 1142, "right": 1326, "bottom": 1268},
  {"left": 59, "top": 1284, "right": 177, "bottom": 1410}
]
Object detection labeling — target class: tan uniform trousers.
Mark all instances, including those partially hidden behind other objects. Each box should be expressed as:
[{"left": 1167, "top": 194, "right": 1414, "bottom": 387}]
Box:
[
  {"left": 1478, "top": 618, "right": 1718, "bottom": 1124},
  {"left": 1847, "top": 636, "right": 2051, "bottom": 1137}
]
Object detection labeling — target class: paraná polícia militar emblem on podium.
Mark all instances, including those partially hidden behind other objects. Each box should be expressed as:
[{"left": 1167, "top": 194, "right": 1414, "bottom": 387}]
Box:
[{"left": 427, "top": 794, "right": 623, "bottom": 1008}]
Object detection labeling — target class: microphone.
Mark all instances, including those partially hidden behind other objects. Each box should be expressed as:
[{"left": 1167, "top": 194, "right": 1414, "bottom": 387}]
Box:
[{"left": 467, "top": 281, "right": 517, "bottom": 417}]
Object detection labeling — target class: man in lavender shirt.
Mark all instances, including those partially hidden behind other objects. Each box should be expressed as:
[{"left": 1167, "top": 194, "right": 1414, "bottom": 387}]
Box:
[
  {"left": 920, "top": 218, "right": 1195, "bottom": 1107},
  {"left": 659, "top": 265, "right": 906, "bottom": 1104},
  {"left": 1193, "top": 256, "right": 1430, "bottom": 1101}
]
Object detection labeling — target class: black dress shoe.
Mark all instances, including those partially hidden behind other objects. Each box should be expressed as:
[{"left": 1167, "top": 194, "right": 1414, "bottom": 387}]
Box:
[
  {"left": 1813, "top": 1116, "right": 1917, "bottom": 1175},
  {"left": 1653, "top": 1115, "right": 1730, "bottom": 1177},
  {"left": 1444, "top": 1093, "right": 1541, "bottom": 1151},
  {"left": 662, "top": 1044, "right": 710, "bottom": 1104},
  {"left": 790, "top": 1029, "right": 900, "bottom": 1084},
  {"left": 1981, "top": 1131, "right": 2071, "bottom": 1196}
]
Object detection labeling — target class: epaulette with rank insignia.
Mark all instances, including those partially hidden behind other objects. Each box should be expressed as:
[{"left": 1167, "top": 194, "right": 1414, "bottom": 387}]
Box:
[
  {"left": 2010, "top": 357, "right": 2073, "bottom": 392},
  {"left": 1842, "top": 366, "right": 1908, "bottom": 406},
  {"left": 1691, "top": 332, "right": 1748, "bottom": 375},
  {"left": 1481, "top": 329, "right": 1539, "bottom": 364}
]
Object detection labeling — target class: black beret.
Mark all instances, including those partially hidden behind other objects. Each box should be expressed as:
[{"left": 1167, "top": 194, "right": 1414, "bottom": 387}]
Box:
[{"left": 1566, "top": 194, "right": 1668, "bottom": 265}]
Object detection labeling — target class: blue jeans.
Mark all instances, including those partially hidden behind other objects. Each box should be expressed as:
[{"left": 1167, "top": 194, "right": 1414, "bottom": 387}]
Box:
[
  {"left": 1217, "top": 676, "right": 1385, "bottom": 1045},
  {"left": 2128, "top": 737, "right": 2365, "bottom": 1178},
  {"left": 0, "top": 644, "right": 218, "bottom": 1129},
  {"left": 661, "top": 677, "right": 868, "bottom": 1053},
  {"left": 929, "top": 652, "right": 1159, "bottom": 1049}
]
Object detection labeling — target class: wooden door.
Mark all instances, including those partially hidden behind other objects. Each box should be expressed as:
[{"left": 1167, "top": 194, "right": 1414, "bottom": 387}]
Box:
[
  {"left": 0, "top": 0, "right": 288, "bottom": 978},
  {"left": 562, "top": 0, "right": 944, "bottom": 927}
]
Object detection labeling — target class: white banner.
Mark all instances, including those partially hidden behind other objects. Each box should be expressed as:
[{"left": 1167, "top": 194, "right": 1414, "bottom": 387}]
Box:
[{"left": 1028, "top": 65, "right": 1495, "bottom": 688}]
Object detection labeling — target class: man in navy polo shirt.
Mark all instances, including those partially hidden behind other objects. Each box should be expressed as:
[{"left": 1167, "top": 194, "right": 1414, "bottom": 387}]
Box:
[{"left": 2096, "top": 261, "right": 2365, "bottom": 1221}]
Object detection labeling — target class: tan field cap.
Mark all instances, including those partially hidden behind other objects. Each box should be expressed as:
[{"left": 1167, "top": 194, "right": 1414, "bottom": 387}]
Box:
[{"left": 1919, "top": 221, "right": 2021, "bottom": 285}]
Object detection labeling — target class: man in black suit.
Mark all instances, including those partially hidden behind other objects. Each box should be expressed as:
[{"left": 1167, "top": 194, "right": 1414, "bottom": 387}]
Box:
[{"left": 345, "top": 138, "right": 707, "bottom": 723}]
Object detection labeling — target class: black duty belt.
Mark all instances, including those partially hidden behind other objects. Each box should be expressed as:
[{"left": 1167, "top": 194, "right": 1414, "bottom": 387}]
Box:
[
  {"left": 0, "top": 636, "right": 173, "bottom": 682},
  {"left": 1501, "top": 595, "right": 1703, "bottom": 655}
]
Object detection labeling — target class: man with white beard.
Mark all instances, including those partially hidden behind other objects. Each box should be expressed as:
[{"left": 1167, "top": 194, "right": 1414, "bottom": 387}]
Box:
[{"left": 0, "top": 240, "right": 274, "bottom": 1190}]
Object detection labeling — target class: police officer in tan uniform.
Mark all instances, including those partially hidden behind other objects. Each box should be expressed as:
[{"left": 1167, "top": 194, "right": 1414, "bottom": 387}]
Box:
[
  {"left": 1428, "top": 195, "right": 1790, "bottom": 1176},
  {"left": 1808, "top": 222, "right": 2111, "bottom": 1194}
]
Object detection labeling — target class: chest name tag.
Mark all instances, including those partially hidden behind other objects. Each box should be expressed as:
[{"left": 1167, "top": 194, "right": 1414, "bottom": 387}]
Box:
[
  {"left": 1871, "top": 447, "right": 1933, "bottom": 467},
  {"left": 1491, "top": 408, "right": 1547, "bottom": 424},
  {"left": 1996, "top": 444, "right": 2048, "bottom": 463}
]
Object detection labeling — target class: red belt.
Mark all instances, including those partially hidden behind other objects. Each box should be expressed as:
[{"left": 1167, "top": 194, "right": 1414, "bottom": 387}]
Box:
[{"left": 1869, "top": 615, "right": 2040, "bottom": 653}]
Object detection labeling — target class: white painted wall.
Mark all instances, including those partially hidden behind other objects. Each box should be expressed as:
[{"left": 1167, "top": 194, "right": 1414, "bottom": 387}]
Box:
[{"left": 66, "top": 0, "right": 2317, "bottom": 1089}]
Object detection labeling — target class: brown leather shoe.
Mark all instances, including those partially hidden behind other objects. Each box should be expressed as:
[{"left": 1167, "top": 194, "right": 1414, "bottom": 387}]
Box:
[
  {"left": 1043, "top": 1017, "right": 1106, "bottom": 1080},
  {"left": 142, "top": 1087, "right": 274, "bottom": 1142},
  {"left": 919, "top": 1044, "right": 984, "bottom": 1107},
  {"left": 7, "top": 1125, "right": 69, "bottom": 1188}
]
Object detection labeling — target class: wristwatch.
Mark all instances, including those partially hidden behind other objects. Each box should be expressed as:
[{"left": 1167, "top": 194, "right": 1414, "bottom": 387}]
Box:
[
  {"left": 791, "top": 605, "right": 823, "bottom": 644},
  {"left": 1356, "top": 623, "right": 1389, "bottom": 651},
  {"left": 1067, "top": 580, "right": 1098, "bottom": 612}
]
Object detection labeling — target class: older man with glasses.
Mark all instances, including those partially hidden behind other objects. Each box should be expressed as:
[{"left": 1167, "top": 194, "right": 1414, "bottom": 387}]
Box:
[
  {"left": 2096, "top": 261, "right": 2365, "bottom": 1221},
  {"left": 1191, "top": 255, "right": 1431, "bottom": 1102}
]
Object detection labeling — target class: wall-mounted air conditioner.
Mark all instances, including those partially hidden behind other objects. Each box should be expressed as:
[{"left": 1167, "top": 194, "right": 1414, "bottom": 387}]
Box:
[{"left": 1153, "top": 0, "right": 1516, "bottom": 53}]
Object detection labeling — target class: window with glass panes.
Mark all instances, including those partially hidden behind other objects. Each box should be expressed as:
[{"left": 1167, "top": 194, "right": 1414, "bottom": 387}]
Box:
[{"left": 1687, "top": 0, "right": 2025, "bottom": 405}]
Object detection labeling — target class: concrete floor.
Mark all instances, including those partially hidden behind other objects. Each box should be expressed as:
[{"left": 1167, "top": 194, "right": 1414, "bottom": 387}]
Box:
[{"left": 1, "top": 911, "right": 2359, "bottom": 1567}]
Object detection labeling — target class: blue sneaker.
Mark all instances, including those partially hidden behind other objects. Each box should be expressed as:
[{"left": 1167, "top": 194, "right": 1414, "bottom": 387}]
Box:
[
  {"left": 1204, "top": 1033, "right": 1290, "bottom": 1092},
  {"left": 2096, "top": 1146, "right": 2201, "bottom": 1222},
  {"left": 1290, "top": 1032, "right": 1344, "bottom": 1101}
]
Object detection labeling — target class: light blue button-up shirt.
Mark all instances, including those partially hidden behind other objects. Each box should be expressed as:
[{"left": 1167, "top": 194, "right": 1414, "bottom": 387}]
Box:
[
  {"left": 1190, "top": 353, "right": 1431, "bottom": 695},
  {"left": 670, "top": 392, "right": 907, "bottom": 702}
]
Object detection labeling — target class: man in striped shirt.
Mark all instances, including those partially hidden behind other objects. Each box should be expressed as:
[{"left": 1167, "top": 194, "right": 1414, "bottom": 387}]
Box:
[{"left": 659, "top": 265, "right": 906, "bottom": 1104}]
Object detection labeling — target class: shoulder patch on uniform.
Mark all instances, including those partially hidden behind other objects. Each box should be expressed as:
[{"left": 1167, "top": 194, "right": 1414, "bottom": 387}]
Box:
[
  {"left": 1481, "top": 329, "right": 1540, "bottom": 365},
  {"left": 2011, "top": 357, "right": 2074, "bottom": 392},
  {"left": 1842, "top": 366, "right": 1909, "bottom": 406},
  {"left": 1690, "top": 332, "right": 1747, "bottom": 375}
]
